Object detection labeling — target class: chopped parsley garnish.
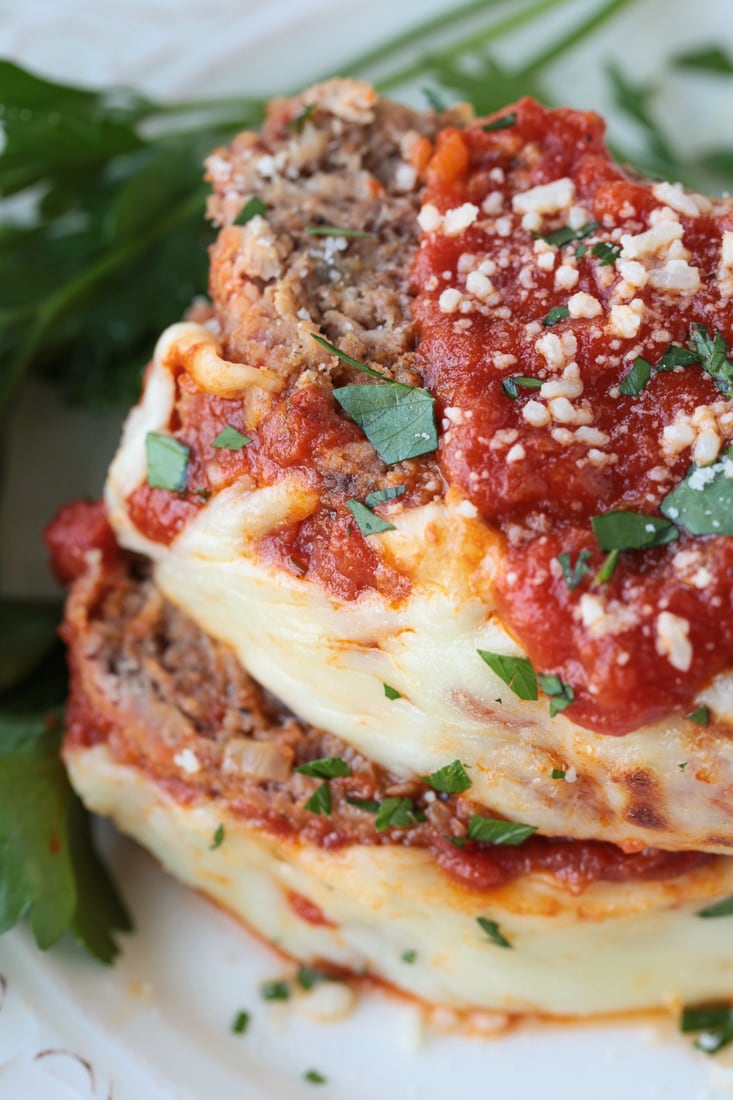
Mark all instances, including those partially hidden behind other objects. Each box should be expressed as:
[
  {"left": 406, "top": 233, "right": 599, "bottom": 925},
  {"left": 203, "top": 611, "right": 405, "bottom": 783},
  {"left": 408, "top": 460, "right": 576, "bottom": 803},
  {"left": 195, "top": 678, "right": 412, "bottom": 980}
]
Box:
[
  {"left": 591, "top": 241, "right": 621, "bottom": 265},
  {"left": 421, "top": 759, "right": 471, "bottom": 794},
  {"left": 314, "top": 336, "right": 437, "bottom": 465},
  {"left": 681, "top": 1004, "right": 733, "bottom": 1054},
  {"left": 593, "top": 548, "right": 619, "bottom": 585},
  {"left": 543, "top": 305, "right": 570, "bottom": 327},
  {"left": 287, "top": 102, "right": 316, "bottom": 133},
  {"left": 477, "top": 916, "right": 512, "bottom": 948},
  {"left": 304, "top": 783, "right": 332, "bottom": 816},
  {"left": 231, "top": 1009, "right": 250, "bottom": 1034},
  {"left": 539, "top": 221, "right": 599, "bottom": 248},
  {"left": 467, "top": 815, "right": 536, "bottom": 845},
  {"left": 234, "top": 195, "right": 267, "bottom": 225},
  {"left": 365, "top": 485, "right": 406, "bottom": 508},
  {"left": 557, "top": 549, "right": 592, "bottom": 590},
  {"left": 210, "top": 824, "right": 225, "bottom": 850},
  {"left": 551, "top": 768, "right": 567, "bottom": 779},
  {"left": 477, "top": 651, "right": 538, "bottom": 701},
  {"left": 304, "top": 1070, "right": 327, "bottom": 1086},
  {"left": 689, "top": 324, "right": 733, "bottom": 396},
  {"left": 346, "top": 797, "right": 380, "bottom": 813},
  {"left": 145, "top": 431, "right": 189, "bottom": 492},
  {"left": 261, "top": 980, "right": 290, "bottom": 1002},
  {"left": 502, "top": 375, "right": 543, "bottom": 400},
  {"left": 678, "top": 762, "right": 687, "bottom": 772},
  {"left": 697, "top": 894, "right": 733, "bottom": 919},
  {"left": 423, "top": 86, "right": 447, "bottom": 112},
  {"left": 212, "top": 425, "right": 251, "bottom": 450},
  {"left": 296, "top": 965, "right": 329, "bottom": 990},
  {"left": 375, "top": 797, "right": 425, "bottom": 832},
  {"left": 401, "top": 949, "right": 417, "bottom": 964},
  {"left": 296, "top": 757, "right": 351, "bottom": 779},
  {"left": 661, "top": 449, "right": 733, "bottom": 536},
  {"left": 383, "top": 683, "right": 401, "bottom": 700},
  {"left": 619, "top": 356, "right": 652, "bottom": 396},
  {"left": 306, "top": 226, "right": 375, "bottom": 238},
  {"left": 687, "top": 706, "right": 710, "bottom": 726},
  {"left": 656, "top": 343, "right": 699, "bottom": 371},
  {"left": 591, "top": 510, "right": 679, "bottom": 552},
  {"left": 482, "top": 111, "right": 517, "bottom": 132},
  {"left": 346, "top": 499, "right": 395, "bottom": 536},
  {"left": 575, "top": 243, "right": 588, "bottom": 259},
  {"left": 538, "top": 673, "right": 575, "bottom": 717}
]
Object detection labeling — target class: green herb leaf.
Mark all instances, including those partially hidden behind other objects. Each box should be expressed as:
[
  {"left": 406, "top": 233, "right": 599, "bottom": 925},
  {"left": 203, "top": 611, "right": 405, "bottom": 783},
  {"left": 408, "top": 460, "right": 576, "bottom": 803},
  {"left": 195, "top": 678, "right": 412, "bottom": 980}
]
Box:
[
  {"left": 365, "top": 485, "right": 406, "bottom": 508},
  {"left": 287, "top": 102, "right": 316, "bottom": 132},
  {"left": 304, "top": 1070, "right": 327, "bottom": 1086},
  {"left": 539, "top": 221, "right": 599, "bottom": 248},
  {"left": 591, "top": 241, "right": 621, "bottom": 265},
  {"left": 687, "top": 706, "right": 710, "bottom": 726},
  {"left": 304, "top": 783, "right": 332, "bottom": 816},
  {"left": 333, "top": 380, "right": 437, "bottom": 465},
  {"left": 0, "top": 710, "right": 131, "bottom": 962},
  {"left": 477, "top": 651, "right": 538, "bottom": 701},
  {"left": 401, "top": 949, "right": 417, "bottom": 964},
  {"left": 346, "top": 797, "right": 380, "bottom": 814},
  {"left": 476, "top": 916, "right": 512, "bottom": 948},
  {"left": 423, "top": 86, "right": 447, "bottom": 112},
  {"left": 538, "top": 673, "right": 575, "bottom": 717},
  {"left": 674, "top": 45, "right": 733, "bottom": 75},
  {"left": 346, "top": 500, "right": 395, "bottom": 536},
  {"left": 591, "top": 511, "right": 679, "bottom": 552},
  {"left": 575, "top": 243, "right": 588, "bottom": 259},
  {"left": 234, "top": 196, "right": 267, "bottom": 225},
  {"left": 467, "top": 815, "right": 537, "bottom": 845},
  {"left": 311, "top": 334, "right": 385, "bottom": 379},
  {"left": 656, "top": 344, "right": 699, "bottom": 371},
  {"left": 210, "top": 824, "right": 225, "bottom": 850},
  {"left": 678, "top": 762, "right": 687, "bottom": 772},
  {"left": 502, "top": 376, "right": 543, "bottom": 400},
  {"left": 619, "top": 356, "right": 652, "bottom": 396},
  {"left": 305, "top": 226, "right": 375, "bottom": 238},
  {"left": 383, "top": 683, "right": 401, "bottom": 700},
  {"left": 557, "top": 549, "right": 592, "bottom": 591},
  {"left": 697, "top": 894, "right": 733, "bottom": 918},
  {"left": 296, "top": 964, "right": 330, "bottom": 990},
  {"left": 231, "top": 1010, "right": 250, "bottom": 1034},
  {"left": 661, "top": 451, "right": 733, "bottom": 536},
  {"left": 482, "top": 111, "right": 517, "bottom": 132},
  {"left": 145, "top": 431, "right": 190, "bottom": 492},
  {"left": 551, "top": 768, "right": 567, "bottom": 779},
  {"left": 543, "top": 305, "right": 570, "bottom": 327},
  {"left": 680, "top": 1004, "right": 733, "bottom": 1054},
  {"left": 594, "top": 548, "right": 619, "bottom": 585},
  {"left": 421, "top": 759, "right": 471, "bottom": 794},
  {"left": 375, "top": 797, "right": 425, "bottom": 832},
  {"left": 212, "top": 425, "right": 251, "bottom": 450},
  {"left": 296, "top": 757, "right": 351, "bottom": 779},
  {"left": 689, "top": 325, "right": 733, "bottom": 396},
  {"left": 261, "top": 979, "right": 290, "bottom": 1002}
]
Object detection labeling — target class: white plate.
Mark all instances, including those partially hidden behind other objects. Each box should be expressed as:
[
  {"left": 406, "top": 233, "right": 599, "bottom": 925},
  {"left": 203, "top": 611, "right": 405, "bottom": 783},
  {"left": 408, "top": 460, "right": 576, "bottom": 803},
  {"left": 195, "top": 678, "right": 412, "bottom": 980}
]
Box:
[{"left": 3, "top": 1, "right": 733, "bottom": 1097}]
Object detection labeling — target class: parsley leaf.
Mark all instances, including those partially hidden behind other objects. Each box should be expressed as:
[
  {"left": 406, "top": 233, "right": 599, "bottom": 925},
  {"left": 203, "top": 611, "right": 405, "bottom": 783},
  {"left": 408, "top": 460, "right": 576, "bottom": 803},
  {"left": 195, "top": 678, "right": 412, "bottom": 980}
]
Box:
[
  {"left": 346, "top": 500, "right": 395, "bottom": 536},
  {"left": 210, "top": 824, "right": 225, "bottom": 850},
  {"left": 287, "top": 102, "right": 316, "bottom": 132},
  {"left": 681, "top": 1004, "right": 733, "bottom": 1054},
  {"left": 212, "top": 425, "right": 251, "bottom": 450},
  {"left": 467, "top": 816, "right": 536, "bottom": 845},
  {"left": 383, "top": 683, "right": 401, "bottom": 700},
  {"left": 687, "top": 706, "right": 710, "bottom": 726},
  {"left": 296, "top": 964, "right": 331, "bottom": 990},
  {"left": 423, "top": 86, "right": 447, "bottom": 112},
  {"left": 346, "top": 797, "right": 380, "bottom": 813},
  {"left": 375, "top": 797, "right": 425, "bottom": 832},
  {"left": 697, "top": 894, "right": 733, "bottom": 919},
  {"left": 234, "top": 196, "right": 267, "bottom": 225},
  {"left": 311, "top": 334, "right": 386, "bottom": 379},
  {"left": 656, "top": 344, "right": 699, "bottom": 371},
  {"left": 477, "top": 651, "right": 538, "bottom": 701},
  {"left": 619, "top": 356, "right": 652, "bottom": 396},
  {"left": 333, "top": 382, "right": 438, "bottom": 465},
  {"left": 593, "top": 548, "right": 619, "bottom": 585},
  {"left": 296, "top": 757, "right": 351, "bottom": 779},
  {"left": 305, "top": 226, "right": 375, "bottom": 238},
  {"left": 689, "top": 324, "right": 733, "bottom": 396},
  {"left": 543, "top": 305, "right": 570, "bottom": 327},
  {"left": 401, "top": 949, "right": 417, "bottom": 963},
  {"left": 591, "top": 510, "right": 679, "bottom": 552},
  {"left": 261, "top": 980, "right": 290, "bottom": 1001},
  {"left": 538, "top": 673, "right": 575, "bottom": 717},
  {"left": 661, "top": 451, "right": 733, "bottom": 536},
  {"left": 365, "top": 485, "right": 406, "bottom": 508},
  {"left": 477, "top": 916, "right": 512, "bottom": 948},
  {"left": 482, "top": 111, "right": 517, "bottom": 132},
  {"left": 539, "top": 221, "right": 599, "bottom": 247},
  {"left": 304, "top": 1070, "right": 327, "bottom": 1086},
  {"left": 557, "top": 549, "right": 592, "bottom": 590},
  {"left": 591, "top": 241, "right": 621, "bottom": 265},
  {"left": 421, "top": 759, "right": 471, "bottom": 794},
  {"left": 231, "top": 1009, "right": 250, "bottom": 1034},
  {"left": 551, "top": 768, "right": 567, "bottom": 779},
  {"left": 145, "top": 431, "right": 190, "bottom": 492},
  {"left": 304, "top": 783, "right": 332, "bottom": 816},
  {"left": 502, "top": 376, "right": 543, "bottom": 400}
]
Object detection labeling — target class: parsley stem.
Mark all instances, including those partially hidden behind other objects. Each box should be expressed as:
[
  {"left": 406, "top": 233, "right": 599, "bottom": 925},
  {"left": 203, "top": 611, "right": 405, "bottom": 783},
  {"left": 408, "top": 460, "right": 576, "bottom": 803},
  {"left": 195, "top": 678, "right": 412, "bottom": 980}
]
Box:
[{"left": 519, "top": 0, "right": 638, "bottom": 77}]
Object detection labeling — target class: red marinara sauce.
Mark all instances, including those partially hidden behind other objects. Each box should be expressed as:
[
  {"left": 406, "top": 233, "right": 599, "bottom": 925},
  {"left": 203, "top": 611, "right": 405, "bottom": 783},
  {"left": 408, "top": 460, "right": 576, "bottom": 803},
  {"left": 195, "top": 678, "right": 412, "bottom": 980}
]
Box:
[{"left": 411, "top": 97, "right": 733, "bottom": 734}]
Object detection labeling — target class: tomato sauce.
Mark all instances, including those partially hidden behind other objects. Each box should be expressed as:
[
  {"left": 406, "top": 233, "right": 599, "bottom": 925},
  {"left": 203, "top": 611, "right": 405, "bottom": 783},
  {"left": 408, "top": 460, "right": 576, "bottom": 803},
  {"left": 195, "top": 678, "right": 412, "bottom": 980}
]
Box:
[
  {"left": 412, "top": 98, "right": 733, "bottom": 733},
  {"left": 45, "top": 499, "right": 119, "bottom": 584}
]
